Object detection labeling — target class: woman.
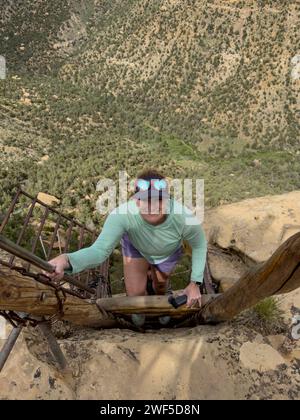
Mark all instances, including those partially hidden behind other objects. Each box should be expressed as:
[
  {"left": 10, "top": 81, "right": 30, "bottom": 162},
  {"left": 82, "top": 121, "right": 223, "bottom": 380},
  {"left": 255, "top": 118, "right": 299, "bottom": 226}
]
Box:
[{"left": 47, "top": 169, "right": 207, "bottom": 325}]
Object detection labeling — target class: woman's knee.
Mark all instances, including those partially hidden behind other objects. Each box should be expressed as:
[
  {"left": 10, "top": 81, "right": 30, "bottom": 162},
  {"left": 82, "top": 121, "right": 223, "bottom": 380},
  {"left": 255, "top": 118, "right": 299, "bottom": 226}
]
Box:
[{"left": 123, "top": 257, "right": 149, "bottom": 296}]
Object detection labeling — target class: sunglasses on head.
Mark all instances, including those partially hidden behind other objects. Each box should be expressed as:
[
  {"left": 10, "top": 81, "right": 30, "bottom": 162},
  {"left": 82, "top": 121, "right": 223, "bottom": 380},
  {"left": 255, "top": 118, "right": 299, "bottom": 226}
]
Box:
[{"left": 135, "top": 178, "right": 168, "bottom": 192}]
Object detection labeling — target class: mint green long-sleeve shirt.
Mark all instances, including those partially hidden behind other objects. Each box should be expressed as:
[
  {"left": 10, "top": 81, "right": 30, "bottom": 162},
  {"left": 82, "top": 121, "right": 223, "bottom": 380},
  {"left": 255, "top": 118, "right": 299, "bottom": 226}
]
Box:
[{"left": 66, "top": 198, "right": 207, "bottom": 283}]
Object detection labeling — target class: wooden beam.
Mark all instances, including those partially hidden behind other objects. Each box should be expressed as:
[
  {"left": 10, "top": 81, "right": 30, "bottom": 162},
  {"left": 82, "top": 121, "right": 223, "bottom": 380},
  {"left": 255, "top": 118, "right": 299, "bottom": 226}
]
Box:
[
  {"left": 197, "top": 231, "right": 300, "bottom": 324},
  {"left": 0, "top": 267, "right": 117, "bottom": 328},
  {"left": 97, "top": 294, "right": 217, "bottom": 317}
]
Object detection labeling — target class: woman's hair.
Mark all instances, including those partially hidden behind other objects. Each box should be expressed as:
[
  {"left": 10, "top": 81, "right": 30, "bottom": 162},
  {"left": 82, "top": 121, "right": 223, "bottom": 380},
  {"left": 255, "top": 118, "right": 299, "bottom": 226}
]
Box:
[{"left": 136, "top": 168, "right": 165, "bottom": 181}]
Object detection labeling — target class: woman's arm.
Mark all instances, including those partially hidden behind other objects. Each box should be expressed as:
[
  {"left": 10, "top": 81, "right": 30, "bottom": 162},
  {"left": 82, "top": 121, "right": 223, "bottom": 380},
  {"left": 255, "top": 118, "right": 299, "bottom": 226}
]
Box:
[
  {"left": 181, "top": 215, "right": 207, "bottom": 307},
  {"left": 47, "top": 210, "right": 127, "bottom": 280},
  {"left": 182, "top": 220, "right": 207, "bottom": 284}
]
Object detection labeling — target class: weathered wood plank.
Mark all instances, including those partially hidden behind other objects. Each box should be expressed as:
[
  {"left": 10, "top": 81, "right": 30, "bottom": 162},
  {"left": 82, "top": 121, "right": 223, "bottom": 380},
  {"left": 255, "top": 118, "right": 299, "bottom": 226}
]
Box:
[
  {"left": 97, "top": 294, "right": 217, "bottom": 316},
  {"left": 0, "top": 267, "right": 116, "bottom": 328},
  {"left": 198, "top": 231, "right": 300, "bottom": 324}
]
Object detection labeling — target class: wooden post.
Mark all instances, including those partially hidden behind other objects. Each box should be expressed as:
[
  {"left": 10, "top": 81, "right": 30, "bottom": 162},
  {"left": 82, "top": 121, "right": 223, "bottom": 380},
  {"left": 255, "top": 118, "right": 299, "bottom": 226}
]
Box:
[
  {"left": 0, "top": 315, "right": 69, "bottom": 373},
  {"left": 38, "top": 322, "right": 68, "bottom": 370},
  {"left": 0, "top": 324, "right": 23, "bottom": 372},
  {"left": 196, "top": 231, "right": 300, "bottom": 324}
]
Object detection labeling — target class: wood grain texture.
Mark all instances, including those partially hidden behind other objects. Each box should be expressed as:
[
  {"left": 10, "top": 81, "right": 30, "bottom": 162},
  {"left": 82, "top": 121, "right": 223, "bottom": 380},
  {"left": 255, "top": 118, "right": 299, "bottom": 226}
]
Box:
[{"left": 198, "top": 232, "right": 300, "bottom": 324}]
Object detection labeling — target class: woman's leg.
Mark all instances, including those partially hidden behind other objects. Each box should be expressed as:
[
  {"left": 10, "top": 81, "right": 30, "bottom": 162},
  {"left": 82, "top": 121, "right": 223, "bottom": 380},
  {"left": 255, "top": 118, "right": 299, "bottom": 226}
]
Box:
[
  {"left": 150, "top": 246, "right": 183, "bottom": 295},
  {"left": 150, "top": 267, "right": 173, "bottom": 326},
  {"left": 150, "top": 266, "right": 171, "bottom": 295},
  {"left": 123, "top": 256, "right": 149, "bottom": 296}
]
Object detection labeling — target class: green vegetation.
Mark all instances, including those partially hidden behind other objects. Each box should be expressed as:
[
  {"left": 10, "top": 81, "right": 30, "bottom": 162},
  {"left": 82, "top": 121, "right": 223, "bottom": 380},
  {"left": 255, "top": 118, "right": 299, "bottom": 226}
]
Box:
[
  {"left": 240, "top": 297, "right": 287, "bottom": 335},
  {"left": 0, "top": 0, "right": 299, "bottom": 291}
]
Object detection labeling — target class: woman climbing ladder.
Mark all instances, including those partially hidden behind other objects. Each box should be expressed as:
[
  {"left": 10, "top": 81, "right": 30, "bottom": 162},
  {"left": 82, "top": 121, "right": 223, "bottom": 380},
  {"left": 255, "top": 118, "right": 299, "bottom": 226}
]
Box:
[{"left": 47, "top": 169, "right": 207, "bottom": 326}]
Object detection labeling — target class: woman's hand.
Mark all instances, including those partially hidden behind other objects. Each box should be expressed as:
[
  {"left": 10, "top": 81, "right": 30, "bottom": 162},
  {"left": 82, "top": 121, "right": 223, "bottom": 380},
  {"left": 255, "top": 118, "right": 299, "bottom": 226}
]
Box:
[
  {"left": 181, "top": 282, "right": 202, "bottom": 308},
  {"left": 43, "top": 254, "right": 70, "bottom": 281}
]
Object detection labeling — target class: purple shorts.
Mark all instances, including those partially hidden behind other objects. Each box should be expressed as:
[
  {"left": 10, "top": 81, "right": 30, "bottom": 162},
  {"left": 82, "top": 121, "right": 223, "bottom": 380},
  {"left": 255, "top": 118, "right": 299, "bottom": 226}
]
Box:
[{"left": 120, "top": 233, "right": 183, "bottom": 274}]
